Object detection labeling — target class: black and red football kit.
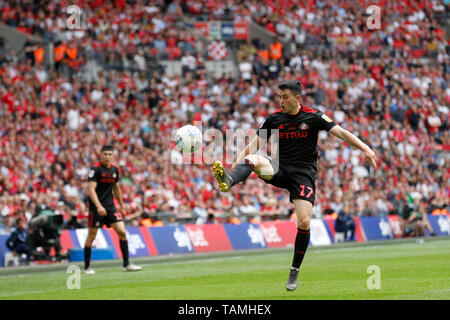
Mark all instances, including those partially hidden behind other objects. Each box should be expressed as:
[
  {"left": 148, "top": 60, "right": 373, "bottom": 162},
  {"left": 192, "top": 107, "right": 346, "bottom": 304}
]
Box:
[
  {"left": 257, "top": 104, "right": 337, "bottom": 204},
  {"left": 87, "top": 163, "right": 121, "bottom": 228}
]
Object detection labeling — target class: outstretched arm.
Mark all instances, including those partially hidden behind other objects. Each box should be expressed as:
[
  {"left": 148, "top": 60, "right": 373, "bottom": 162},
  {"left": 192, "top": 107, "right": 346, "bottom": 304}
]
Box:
[{"left": 329, "top": 125, "right": 377, "bottom": 169}]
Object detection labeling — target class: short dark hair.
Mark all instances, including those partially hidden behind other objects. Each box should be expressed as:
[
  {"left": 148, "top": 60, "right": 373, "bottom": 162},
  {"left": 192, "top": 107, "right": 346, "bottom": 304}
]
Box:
[
  {"left": 278, "top": 80, "right": 302, "bottom": 96},
  {"left": 101, "top": 144, "right": 114, "bottom": 152}
]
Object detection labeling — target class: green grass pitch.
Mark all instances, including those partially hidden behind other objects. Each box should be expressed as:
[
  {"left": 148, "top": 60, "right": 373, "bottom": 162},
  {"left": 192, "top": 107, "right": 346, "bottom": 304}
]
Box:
[{"left": 0, "top": 237, "right": 449, "bottom": 300}]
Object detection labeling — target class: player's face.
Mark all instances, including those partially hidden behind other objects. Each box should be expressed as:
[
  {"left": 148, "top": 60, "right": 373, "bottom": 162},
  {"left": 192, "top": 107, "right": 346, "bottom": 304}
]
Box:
[
  {"left": 100, "top": 150, "right": 113, "bottom": 167},
  {"left": 278, "top": 89, "right": 300, "bottom": 114}
]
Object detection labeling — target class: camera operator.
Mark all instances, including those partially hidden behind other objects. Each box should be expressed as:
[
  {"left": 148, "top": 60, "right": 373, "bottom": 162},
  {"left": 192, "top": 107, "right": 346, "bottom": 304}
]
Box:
[{"left": 28, "top": 199, "right": 64, "bottom": 261}]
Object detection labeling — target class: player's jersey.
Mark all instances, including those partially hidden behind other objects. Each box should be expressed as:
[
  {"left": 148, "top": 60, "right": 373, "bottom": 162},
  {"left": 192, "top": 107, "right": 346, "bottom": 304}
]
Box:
[
  {"left": 87, "top": 163, "right": 120, "bottom": 210},
  {"left": 257, "top": 105, "right": 336, "bottom": 175}
]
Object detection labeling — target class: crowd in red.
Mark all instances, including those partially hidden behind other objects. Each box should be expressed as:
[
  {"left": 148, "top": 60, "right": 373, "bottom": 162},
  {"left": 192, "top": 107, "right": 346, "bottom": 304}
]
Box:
[{"left": 0, "top": 0, "right": 448, "bottom": 233}]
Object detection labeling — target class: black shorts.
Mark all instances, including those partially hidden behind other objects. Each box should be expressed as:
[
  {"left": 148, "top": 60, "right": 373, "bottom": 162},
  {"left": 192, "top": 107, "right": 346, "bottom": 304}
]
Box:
[
  {"left": 260, "top": 159, "right": 316, "bottom": 205},
  {"left": 88, "top": 206, "right": 122, "bottom": 228}
]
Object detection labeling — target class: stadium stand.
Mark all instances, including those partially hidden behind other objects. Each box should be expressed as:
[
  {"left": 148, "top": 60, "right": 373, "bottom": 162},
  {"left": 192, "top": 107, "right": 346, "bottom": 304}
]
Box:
[{"left": 0, "top": 0, "right": 448, "bottom": 251}]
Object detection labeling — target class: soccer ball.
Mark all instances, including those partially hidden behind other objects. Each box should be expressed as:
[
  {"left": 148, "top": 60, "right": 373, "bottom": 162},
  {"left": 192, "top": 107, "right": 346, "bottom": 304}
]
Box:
[{"left": 175, "top": 125, "right": 202, "bottom": 153}]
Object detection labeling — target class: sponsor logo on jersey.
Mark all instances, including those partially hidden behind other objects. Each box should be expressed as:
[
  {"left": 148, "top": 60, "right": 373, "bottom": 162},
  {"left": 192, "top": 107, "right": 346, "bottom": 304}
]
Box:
[{"left": 279, "top": 131, "right": 308, "bottom": 139}]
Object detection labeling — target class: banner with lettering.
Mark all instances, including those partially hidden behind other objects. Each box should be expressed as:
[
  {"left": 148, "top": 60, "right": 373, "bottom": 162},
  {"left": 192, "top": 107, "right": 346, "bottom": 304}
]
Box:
[
  {"left": 184, "top": 224, "right": 233, "bottom": 253},
  {"left": 387, "top": 215, "right": 403, "bottom": 238},
  {"left": 233, "top": 22, "right": 249, "bottom": 40},
  {"left": 426, "top": 214, "right": 449, "bottom": 236},
  {"left": 0, "top": 235, "right": 8, "bottom": 266},
  {"left": 149, "top": 225, "right": 195, "bottom": 255},
  {"left": 223, "top": 223, "right": 267, "bottom": 250},
  {"left": 309, "top": 219, "right": 332, "bottom": 246},
  {"left": 258, "top": 221, "right": 296, "bottom": 248},
  {"left": 359, "top": 216, "right": 394, "bottom": 241},
  {"left": 67, "top": 228, "right": 119, "bottom": 259},
  {"left": 194, "top": 22, "right": 209, "bottom": 38},
  {"left": 221, "top": 22, "right": 234, "bottom": 40},
  {"left": 187, "top": 21, "right": 247, "bottom": 40},
  {"left": 105, "top": 226, "right": 150, "bottom": 258}
]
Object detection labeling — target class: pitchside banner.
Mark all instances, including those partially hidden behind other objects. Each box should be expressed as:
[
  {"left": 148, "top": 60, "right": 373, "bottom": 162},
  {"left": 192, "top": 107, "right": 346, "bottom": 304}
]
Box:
[
  {"left": 359, "top": 216, "right": 394, "bottom": 241},
  {"left": 69, "top": 228, "right": 120, "bottom": 258},
  {"left": 259, "top": 219, "right": 332, "bottom": 247},
  {"left": 184, "top": 224, "right": 233, "bottom": 253},
  {"left": 69, "top": 228, "right": 108, "bottom": 248},
  {"left": 149, "top": 225, "right": 195, "bottom": 255},
  {"left": 321, "top": 217, "right": 336, "bottom": 243},
  {"left": 427, "top": 214, "right": 449, "bottom": 236},
  {"left": 138, "top": 226, "right": 159, "bottom": 256},
  {"left": 0, "top": 235, "right": 8, "bottom": 266},
  {"left": 323, "top": 216, "right": 366, "bottom": 243},
  {"left": 105, "top": 226, "right": 150, "bottom": 258},
  {"left": 387, "top": 215, "right": 403, "bottom": 238},
  {"left": 1, "top": 216, "right": 450, "bottom": 267},
  {"left": 309, "top": 219, "right": 332, "bottom": 246},
  {"left": 259, "top": 221, "right": 296, "bottom": 248},
  {"left": 60, "top": 230, "right": 74, "bottom": 253},
  {"left": 223, "top": 223, "right": 267, "bottom": 250}
]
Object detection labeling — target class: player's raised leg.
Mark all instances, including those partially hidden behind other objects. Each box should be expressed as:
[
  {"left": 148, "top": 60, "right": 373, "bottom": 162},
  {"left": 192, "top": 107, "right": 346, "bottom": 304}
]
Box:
[
  {"left": 286, "top": 199, "right": 312, "bottom": 291},
  {"left": 111, "top": 221, "right": 141, "bottom": 271},
  {"left": 213, "top": 154, "right": 274, "bottom": 192},
  {"left": 245, "top": 154, "right": 275, "bottom": 181},
  {"left": 84, "top": 227, "right": 98, "bottom": 274}
]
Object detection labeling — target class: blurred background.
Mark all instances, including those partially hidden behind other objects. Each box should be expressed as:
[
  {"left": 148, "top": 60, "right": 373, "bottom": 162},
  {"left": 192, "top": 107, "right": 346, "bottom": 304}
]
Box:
[{"left": 0, "top": 0, "right": 448, "bottom": 251}]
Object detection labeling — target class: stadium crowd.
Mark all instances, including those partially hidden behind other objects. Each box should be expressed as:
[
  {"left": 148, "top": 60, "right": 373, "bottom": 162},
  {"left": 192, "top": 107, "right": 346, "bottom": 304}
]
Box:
[{"left": 0, "top": 0, "right": 448, "bottom": 239}]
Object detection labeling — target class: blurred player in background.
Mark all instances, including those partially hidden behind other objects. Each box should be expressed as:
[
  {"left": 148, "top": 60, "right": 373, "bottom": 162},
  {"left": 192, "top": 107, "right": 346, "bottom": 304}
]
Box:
[
  {"left": 214, "top": 80, "right": 377, "bottom": 291},
  {"left": 84, "top": 144, "right": 141, "bottom": 274}
]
